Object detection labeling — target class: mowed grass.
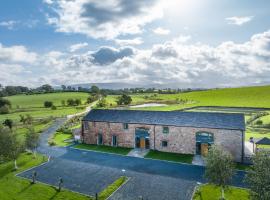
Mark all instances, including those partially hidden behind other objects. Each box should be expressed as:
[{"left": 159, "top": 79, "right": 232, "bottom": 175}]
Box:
[
  {"left": 0, "top": 153, "right": 90, "bottom": 200},
  {"left": 144, "top": 150, "right": 194, "bottom": 164},
  {"left": 6, "top": 92, "right": 89, "bottom": 108},
  {"left": 74, "top": 144, "right": 132, "bottom": 155},
  {"left": 52, "top": 132, "right": 73, "bottom": 147},
  {"left": 193, "top": 184, "right": 249, "bottom": 200}
]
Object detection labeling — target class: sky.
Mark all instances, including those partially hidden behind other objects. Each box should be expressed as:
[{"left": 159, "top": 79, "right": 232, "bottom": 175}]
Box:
[{"left": 0, "top": 0, "right": 270, "bottom": 88}]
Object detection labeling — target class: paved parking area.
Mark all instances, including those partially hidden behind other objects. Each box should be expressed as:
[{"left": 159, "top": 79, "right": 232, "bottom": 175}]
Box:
[{"left": 17, "top": 148, "right": 246, "bottom": 200}]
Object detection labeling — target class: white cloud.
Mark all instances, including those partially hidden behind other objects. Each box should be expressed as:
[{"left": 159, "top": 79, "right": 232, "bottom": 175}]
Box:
[
  {"left": 44, "top": 0, "right": 163, "bottom": 39},
  {"left": 0, "top": 20, "right": 17, "bottom": 30},
  {"left": 1, "top": 30, "right": 270, "bottom": 88},
  {"left": 115, "top": 37, "right": 143, "bottom": 46},
  {"left": 0, "top": 43, "right": 37, "bottom": 63},
  {"left": 69, "top": 42, "right": 88, "bottom": 52},
  {"left": 152, "top": 27, "right": 170, "bottom": 35},
  {"left": 226, "top": 16, "right": 254, "bottom": 26}
]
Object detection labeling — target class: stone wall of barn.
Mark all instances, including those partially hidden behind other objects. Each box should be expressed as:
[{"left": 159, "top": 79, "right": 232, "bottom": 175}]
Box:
[{"left": 81, "top": 121, "right": 243, "bottom": 162}]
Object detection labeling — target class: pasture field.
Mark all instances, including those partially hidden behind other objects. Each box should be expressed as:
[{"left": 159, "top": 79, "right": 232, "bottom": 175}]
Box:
[
  {"left": 106, "top": 85, "right": 270, "bottom": 111},
  {"left": 1, "top": 92, "right": 89, "bottom": 122},
  {"left": 6, "top": 92, "right": 89, "bottom": 108}
]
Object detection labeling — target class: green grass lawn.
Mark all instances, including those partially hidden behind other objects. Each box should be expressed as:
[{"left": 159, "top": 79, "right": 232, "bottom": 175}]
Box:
[
  {"left": 144, "top": 150, "right": 194, "bottom": 164},
  {"left": 98, "top": 176, "right": 127, "bottom": 200},
  {"left": 0, "top": 153, "right": 90, "bottom": 200},
  {"left": 193, "top": 184, "right": 250, "bottom": 200},
  {"left": 74, "top": 144, "right": 132, "bottom": 155},
  {"left": 51, "top": 132, "right": 73, "bottom": 147}
]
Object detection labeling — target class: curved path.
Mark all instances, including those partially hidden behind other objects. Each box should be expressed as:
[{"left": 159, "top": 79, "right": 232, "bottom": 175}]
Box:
[{"left": 18, "top": 120, "right": 246, "bottom": 200}]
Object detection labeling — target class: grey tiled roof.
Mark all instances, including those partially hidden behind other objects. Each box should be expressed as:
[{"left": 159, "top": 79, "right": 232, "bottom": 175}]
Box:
[
  {"left": 83, "top": 109, "right": 245, "bottom": 130},
  {"left": 255, "top": 137, "right": 270, "bottom": 145}
]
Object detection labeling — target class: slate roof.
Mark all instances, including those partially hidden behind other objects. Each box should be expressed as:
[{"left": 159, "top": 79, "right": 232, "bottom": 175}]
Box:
[
  {"left": 83, "top": 109, "right": 245, "bottom": 131},
  {"left": 255, "top": 137, "right": 270, "bottom": 145}
]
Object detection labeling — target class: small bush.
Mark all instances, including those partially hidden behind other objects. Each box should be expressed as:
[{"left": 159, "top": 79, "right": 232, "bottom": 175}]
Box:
[
  {"left": 44, "top": 101, "right": 53, "bottom": 108},
  {"left": 48, "top": 140, "right": 56, "bottom": 146},
  {"left": 0, "top": 105, "right": 10, "bottom": 114},
  {"left": 255, "top": 120, "right": 263, "bottom": 125},
  {"left": 51, "top": 105, "right": 57, "bottom": 110}
]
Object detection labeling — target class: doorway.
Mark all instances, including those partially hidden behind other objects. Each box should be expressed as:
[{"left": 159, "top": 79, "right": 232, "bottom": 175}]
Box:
[
  {"left": 196, "top": 132, "right": 214, "bottom": 156},
  {"left": 98, "top": 133, "right": 103, "bottom": 145},
  {"left": 135, "top": 128, "right": 150, "bottom": 149}
]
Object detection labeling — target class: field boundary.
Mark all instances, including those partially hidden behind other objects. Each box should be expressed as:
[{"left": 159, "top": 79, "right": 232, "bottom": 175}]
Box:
[{"left": 181, "top": 106, "right": 270, "bottom": 112}]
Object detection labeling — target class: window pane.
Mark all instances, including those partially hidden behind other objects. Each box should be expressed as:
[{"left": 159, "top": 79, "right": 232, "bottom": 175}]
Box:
[{"left": 163, "top": 126, "right": 169, "bottom": 134}]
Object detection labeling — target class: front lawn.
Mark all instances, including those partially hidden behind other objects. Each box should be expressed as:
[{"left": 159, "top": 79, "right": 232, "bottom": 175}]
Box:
[
  {"left": 74, "top": 144, "right": 132, "bottom": 155},
  {"left": 144, "top": 150, "right": 194, "bottom": 164},
  {"left": 193, "top": 184, "right": 249, "bottom": 200},
  {"left": 0, "top": 153, "right": 90, "bottom": 200}
]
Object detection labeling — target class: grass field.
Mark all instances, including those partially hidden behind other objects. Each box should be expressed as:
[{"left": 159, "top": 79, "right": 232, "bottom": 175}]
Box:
[
  {"left": 106, "top": 85, "right": 270, "bottom": 111},
  {"left": 74, "top": 144, "right": 132, "bottom": 155},
  {"left": 193, "top": 184, "right": 249, "bottom": 200},
  {"left": 51, "top": 132, "right": 73, "bottom": 147},
  {"left": 0, "top": 153, "right": 90, "bottom": 200},
  {"left": 6, "top": 92, "right": 89, "bottom": 108},
  {"left": 144, "top": 150, "right": 194, "bottom": 164},
  {"left": 0, "top": 92, "right": 89, "bottom": 122}
]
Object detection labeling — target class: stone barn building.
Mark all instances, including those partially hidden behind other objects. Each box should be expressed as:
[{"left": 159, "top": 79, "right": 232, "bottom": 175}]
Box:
[{"left": 81, "top": 109, "right": 245, "bottom": 162}]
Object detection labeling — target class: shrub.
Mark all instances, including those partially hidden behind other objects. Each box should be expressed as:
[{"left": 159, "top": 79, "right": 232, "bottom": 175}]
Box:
[
  {"left": 44, "top": 101, "right": 53, "bottom": 108},
  {"left": 0, "top": 105, "right": 10, "bottom": 114},
  {"left": 3, "top": 119, "right": 13, "bottom": 129},
  {"left": 255, "top": 120, "right": 263, "bottom": 125},
  {"left": 51, "top": 105, "right": 57, "bottom": 110},
  {"left": 48, "top": 140, "right": 56, "bottom": 146}
]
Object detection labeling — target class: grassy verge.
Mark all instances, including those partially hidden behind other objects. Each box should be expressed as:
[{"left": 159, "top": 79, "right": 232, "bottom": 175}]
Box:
[
  {"left": 74, "top": 144, "right": 132, "bottom": 155},
  {"left": 144, "top": 150, "right": 194, "bottom": 164},
  {"left": 0, "top": 153, "right": 90, "bottom": 200},
  {"left": 98, "top": 176, "right": 128, "bottom": 200},
  {"left": 193, "top": 184, "right": 249, "bottom": 200},
  {"left": 50, "top": 132, "right": 73, "bottom": 147}
]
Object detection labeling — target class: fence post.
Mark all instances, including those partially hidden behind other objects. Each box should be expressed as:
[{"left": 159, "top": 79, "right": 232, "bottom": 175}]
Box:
[{"left": 95, "top": 193, "right": 98, "bottom": 200}]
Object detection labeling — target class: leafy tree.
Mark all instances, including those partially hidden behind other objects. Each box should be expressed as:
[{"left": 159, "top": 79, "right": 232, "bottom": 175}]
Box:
[
  {"left": 20, "top": 114, "right": 33, "bottom": 125},
  {"left": 0, "top": 97, "right": 11, "bottom": 107},
  {"left": 3, "top": 119, "right": 13, "bottom": 129},
  {"left": 25, "top": 128, "right": 40, "bottom": 158},
  {"left": 51, "top": 105, "right": 57, "bottom": 110},
  {"left": 40, "top": 84, "right": 53, "bottom": 93},
  {"left": 61, "top": 85, "right": 66, "bottom": 91},
  {"left": 96, "top": 98, "right": 107, "bottom": 108},
  {"left": 90, "top": 85, "right": 100, "bottom": 94},
  {"left": 67, "top": 98, "right": 75, "bottom": 106},
  {"left": 0, "top": 126, "right": 24, "bottom": 169},
  {"left": 116, "top": 94, "right": 132, "bottom": 105},
  {"left": 0, "top": 105, "right": 10, "bottom": 114},
  {"left": 204, "top": 145, "right": 235, "bottom": 200},
  {"left": 44, "top": 101, "right": 53, "bottom": 108},
  {"left": 74, "top": 99, "right": 81, "bottom": 105},
  {"left": 246, "top": 151, "right": 270, "bottom": 200},
  {"left": 87, "top": 94, "right": 99, "bottom": 104}
]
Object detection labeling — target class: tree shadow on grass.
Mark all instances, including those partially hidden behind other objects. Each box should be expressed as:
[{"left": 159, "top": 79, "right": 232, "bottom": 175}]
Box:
[
  {"left": 49, "top": 188, "right": 60, "bottom": 200},
  {"left": 18, "top": 182, "right": 33, "bottom": 194}
]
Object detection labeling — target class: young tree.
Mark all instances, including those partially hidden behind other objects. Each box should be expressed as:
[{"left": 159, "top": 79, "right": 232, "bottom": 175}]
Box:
[
  {"left": 44, "top": 101, "right": 53, "bottom": 108},
  {"left": 246, "top": 151, "right": 270, "bottom": 200},
  {"left": 90, "top": 85, "right": 100, "bottom": 95},
  {"left": 74, "top": 99, "right": 81, "bottom": 106},
  {"left": 204, "top": 145, "right": 235, "bottom": 200},
  {"left": 3, "top": 119, "right": 13, "bottom": 129},
  {"left": 67, "top": 98, "right": 75, "bottom": 106},
  {"left": 25, "top": 128, "right": 40, "bottom": 158},
  {"left": 116, "top": 94, "right": 132, "bottom": 105},
  {"left": 96, "top": 98, "right": 107, "bottom": 108},
  {"left": 0, "top": 126, "right": 24, "bottom": 169}
]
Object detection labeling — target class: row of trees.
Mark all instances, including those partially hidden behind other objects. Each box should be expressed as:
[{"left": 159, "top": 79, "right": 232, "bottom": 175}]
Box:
[
  {"left": 0, "top": 126, "right": 40, "bottom": 169},
  {"left": 204, "top": 146, "right": 270, "bottom": 200}
]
